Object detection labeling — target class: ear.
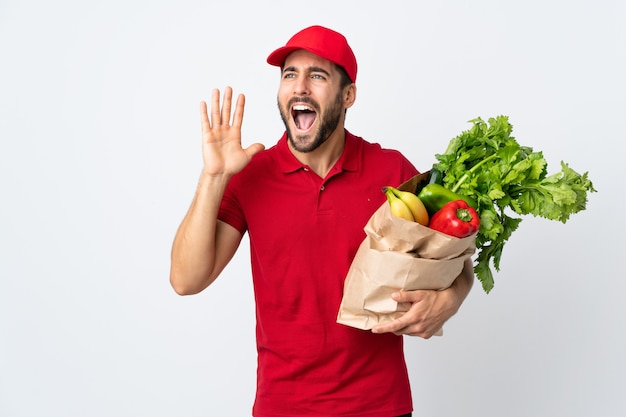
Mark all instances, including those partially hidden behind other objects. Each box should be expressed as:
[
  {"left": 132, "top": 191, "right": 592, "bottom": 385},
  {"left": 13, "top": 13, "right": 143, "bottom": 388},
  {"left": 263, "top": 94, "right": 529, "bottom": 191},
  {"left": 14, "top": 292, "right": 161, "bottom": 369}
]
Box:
[{"left": 343, "top": 84, "right": 357, "bottom": 109}]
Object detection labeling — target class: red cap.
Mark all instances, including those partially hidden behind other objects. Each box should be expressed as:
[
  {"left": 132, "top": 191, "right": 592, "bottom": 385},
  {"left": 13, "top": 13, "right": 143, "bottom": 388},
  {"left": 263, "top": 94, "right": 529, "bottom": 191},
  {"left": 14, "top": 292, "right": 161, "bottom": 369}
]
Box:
[{"left": 267, "top": 25, "right": 357, "bottom": 83}]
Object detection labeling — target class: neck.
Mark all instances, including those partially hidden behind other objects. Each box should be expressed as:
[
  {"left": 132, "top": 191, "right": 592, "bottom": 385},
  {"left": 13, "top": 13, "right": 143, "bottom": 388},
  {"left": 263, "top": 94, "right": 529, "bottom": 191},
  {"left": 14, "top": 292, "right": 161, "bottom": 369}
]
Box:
[{"left": 289, "top": 128, "right": 346, "bottom": 178}]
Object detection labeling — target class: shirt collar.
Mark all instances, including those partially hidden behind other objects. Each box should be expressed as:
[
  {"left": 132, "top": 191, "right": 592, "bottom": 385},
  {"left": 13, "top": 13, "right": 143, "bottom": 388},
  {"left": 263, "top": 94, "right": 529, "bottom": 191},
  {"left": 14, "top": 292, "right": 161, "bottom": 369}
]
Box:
[{"left": 276, "top": 129, "right": 360, "bottom": 174}]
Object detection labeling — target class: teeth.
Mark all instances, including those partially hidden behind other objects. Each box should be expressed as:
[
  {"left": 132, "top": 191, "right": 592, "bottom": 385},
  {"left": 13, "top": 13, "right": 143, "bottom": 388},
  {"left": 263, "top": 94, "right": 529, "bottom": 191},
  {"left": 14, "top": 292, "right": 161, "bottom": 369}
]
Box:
[{"left": 293, "top": 104, "right": 313, "bottom": 111}]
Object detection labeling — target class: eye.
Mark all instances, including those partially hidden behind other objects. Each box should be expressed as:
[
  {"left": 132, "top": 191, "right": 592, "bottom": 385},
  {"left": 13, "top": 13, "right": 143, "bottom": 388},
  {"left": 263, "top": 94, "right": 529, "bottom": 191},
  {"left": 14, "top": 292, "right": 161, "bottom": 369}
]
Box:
[{"left": 311, "top": 73, "right": 326, "bottom": 80}]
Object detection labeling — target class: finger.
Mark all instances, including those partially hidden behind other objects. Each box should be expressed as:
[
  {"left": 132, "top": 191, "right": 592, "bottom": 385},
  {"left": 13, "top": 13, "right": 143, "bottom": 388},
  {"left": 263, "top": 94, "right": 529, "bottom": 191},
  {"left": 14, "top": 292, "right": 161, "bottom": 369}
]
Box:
[
  {"left": 374, "top": 319, "right": 431, "bottom": 338},
  {"left": 391, "top": 290, "right": 426, "bottom": 304},
  {"left": 200, "top": 101, "right": 210, "bottom": 133},
  {"left": 401, "top": 325, "right": 438, "bottom": 338},
  {"left": 231, "top": 93, "right": 245, "bottom": 128},
  {"left": 221, "top": 86, "right": 233, "bottom": 125},
  {"left": 391, "top": 291, "right": 405, "bottom": 302},
  {"left": 371, "top": 317, "right": 410, "bottom": 334},
  {"left": 244, "top": 142, "right": 266, "bottom": 160},
  {"left": 210, "top": 88, "right": 221, "bottom": 127}
]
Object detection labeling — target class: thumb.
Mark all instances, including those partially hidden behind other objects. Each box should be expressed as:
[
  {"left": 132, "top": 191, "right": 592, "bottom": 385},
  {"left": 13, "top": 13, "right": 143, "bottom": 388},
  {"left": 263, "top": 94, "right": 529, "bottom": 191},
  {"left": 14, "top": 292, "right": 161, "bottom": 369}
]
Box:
[{"left": 244, "top": 143, "right": 265, "bottom": 159}]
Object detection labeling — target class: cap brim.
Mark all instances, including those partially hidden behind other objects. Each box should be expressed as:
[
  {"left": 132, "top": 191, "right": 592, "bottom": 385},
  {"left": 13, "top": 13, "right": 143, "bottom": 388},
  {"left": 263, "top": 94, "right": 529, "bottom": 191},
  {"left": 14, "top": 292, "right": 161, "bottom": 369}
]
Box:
[{"left": 266, "top": 46, "right": 302, "bottom": 67}]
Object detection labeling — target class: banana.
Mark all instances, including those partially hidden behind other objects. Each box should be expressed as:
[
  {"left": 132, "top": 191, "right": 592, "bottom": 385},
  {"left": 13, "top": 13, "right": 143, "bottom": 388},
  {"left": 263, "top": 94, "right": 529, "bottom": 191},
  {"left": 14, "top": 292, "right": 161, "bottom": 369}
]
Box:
[
  {"left": 389, "top": 186, "right": 430, "bottom": 226},
  {"left": 384, "top": 187, "right": 414, "bottom": 221}
]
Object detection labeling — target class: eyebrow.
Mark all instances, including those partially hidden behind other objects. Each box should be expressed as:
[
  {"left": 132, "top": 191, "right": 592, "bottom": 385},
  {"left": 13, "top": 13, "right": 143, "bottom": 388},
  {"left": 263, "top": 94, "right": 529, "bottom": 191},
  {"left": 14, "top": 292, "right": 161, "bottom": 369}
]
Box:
[{"left": 282, "top": 65, "right": 332, "bottom": 77}]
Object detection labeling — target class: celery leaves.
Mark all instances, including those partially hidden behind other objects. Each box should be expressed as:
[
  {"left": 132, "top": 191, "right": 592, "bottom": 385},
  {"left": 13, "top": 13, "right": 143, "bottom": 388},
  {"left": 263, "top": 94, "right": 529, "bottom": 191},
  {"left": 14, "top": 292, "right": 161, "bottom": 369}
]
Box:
[{"left": 433, "top": 116, "right": 596, "bottom": 293}]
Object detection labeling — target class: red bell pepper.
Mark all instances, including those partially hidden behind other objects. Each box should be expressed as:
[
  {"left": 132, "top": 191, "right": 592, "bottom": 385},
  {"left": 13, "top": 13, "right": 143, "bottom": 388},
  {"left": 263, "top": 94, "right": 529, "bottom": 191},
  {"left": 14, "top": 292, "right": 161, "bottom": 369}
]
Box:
[{"left": 429, "top": 200, "right": 480, "bottom": 238}]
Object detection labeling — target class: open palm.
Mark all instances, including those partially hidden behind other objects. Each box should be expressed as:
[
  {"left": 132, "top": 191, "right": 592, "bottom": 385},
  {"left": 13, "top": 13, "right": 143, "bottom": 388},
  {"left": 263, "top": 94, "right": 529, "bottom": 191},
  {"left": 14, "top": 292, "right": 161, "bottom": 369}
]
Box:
[{"left": 200, "top": 87, "right": 264, "bottom": 176}]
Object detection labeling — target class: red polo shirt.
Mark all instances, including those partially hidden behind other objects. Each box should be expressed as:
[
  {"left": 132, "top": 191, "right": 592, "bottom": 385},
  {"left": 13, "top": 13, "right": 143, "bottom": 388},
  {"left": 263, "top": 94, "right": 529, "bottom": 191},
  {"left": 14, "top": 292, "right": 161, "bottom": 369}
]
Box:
[{"left": 219, "top": 130, "right": 419, "bottom": 417}]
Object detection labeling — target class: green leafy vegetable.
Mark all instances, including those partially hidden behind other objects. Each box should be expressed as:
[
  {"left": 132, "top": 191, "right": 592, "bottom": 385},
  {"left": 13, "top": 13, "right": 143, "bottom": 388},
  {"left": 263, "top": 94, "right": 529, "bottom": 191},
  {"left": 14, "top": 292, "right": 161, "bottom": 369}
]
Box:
[{"left": 434, "top": 115, "right": 596, "bottom": 293}]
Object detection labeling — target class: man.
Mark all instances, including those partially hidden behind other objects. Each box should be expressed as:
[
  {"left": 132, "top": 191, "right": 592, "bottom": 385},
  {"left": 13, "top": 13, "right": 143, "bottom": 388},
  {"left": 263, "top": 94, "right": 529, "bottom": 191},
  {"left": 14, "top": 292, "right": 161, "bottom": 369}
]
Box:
[{"left": 170, "top": 25, "right": 474, "bottom": 417}]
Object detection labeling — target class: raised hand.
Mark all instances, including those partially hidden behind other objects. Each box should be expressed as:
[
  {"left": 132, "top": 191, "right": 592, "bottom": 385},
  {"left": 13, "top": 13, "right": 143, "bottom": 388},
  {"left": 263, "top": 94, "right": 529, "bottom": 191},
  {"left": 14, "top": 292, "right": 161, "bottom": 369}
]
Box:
[{"left": 200, "top": 86, "right": 265, "bottom": 177}]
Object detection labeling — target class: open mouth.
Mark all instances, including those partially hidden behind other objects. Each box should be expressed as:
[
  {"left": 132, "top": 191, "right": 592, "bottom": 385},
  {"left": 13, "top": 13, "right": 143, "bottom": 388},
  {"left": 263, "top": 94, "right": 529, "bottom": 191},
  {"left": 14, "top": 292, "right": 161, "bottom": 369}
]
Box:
[{"left": 291, "top": 104, "right": 317, "bottom": 132}]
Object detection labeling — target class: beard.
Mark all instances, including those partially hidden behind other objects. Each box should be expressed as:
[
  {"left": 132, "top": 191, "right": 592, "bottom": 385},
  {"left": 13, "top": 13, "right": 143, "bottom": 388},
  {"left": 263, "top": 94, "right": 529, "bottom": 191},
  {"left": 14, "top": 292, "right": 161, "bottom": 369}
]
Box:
[{"left": 278, "top": 92, "right": 343, "bottom": 153}]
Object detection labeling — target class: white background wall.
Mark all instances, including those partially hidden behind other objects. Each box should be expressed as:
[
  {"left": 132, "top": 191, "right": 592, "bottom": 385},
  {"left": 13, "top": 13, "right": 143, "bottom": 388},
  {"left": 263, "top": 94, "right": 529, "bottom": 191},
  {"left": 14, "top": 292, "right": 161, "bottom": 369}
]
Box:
[{"left": 1, "top": 1, "right": 624, "bottom": 416}]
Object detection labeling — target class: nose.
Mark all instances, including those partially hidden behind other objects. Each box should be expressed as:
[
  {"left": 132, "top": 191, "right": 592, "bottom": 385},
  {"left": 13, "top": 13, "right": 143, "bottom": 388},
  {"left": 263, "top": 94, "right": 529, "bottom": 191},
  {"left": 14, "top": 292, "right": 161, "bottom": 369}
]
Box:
[{"left": 293, "top": 74, "right": 310, "bottom": 95}]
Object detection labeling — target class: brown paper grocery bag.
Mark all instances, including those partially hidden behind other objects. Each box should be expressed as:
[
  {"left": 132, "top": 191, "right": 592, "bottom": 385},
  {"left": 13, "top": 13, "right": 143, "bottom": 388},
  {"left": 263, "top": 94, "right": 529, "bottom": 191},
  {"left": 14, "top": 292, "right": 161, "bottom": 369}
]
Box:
[{"left": 336, "top": 173, "right": 476, "bottom": 331}]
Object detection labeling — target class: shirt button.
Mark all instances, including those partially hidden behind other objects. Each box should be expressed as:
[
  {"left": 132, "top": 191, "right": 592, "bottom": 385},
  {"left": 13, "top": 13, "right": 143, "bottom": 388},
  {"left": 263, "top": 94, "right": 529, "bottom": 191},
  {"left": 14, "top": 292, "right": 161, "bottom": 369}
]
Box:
[{"left": 320, "top": 185, "right": 325, "bottom": 191}]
